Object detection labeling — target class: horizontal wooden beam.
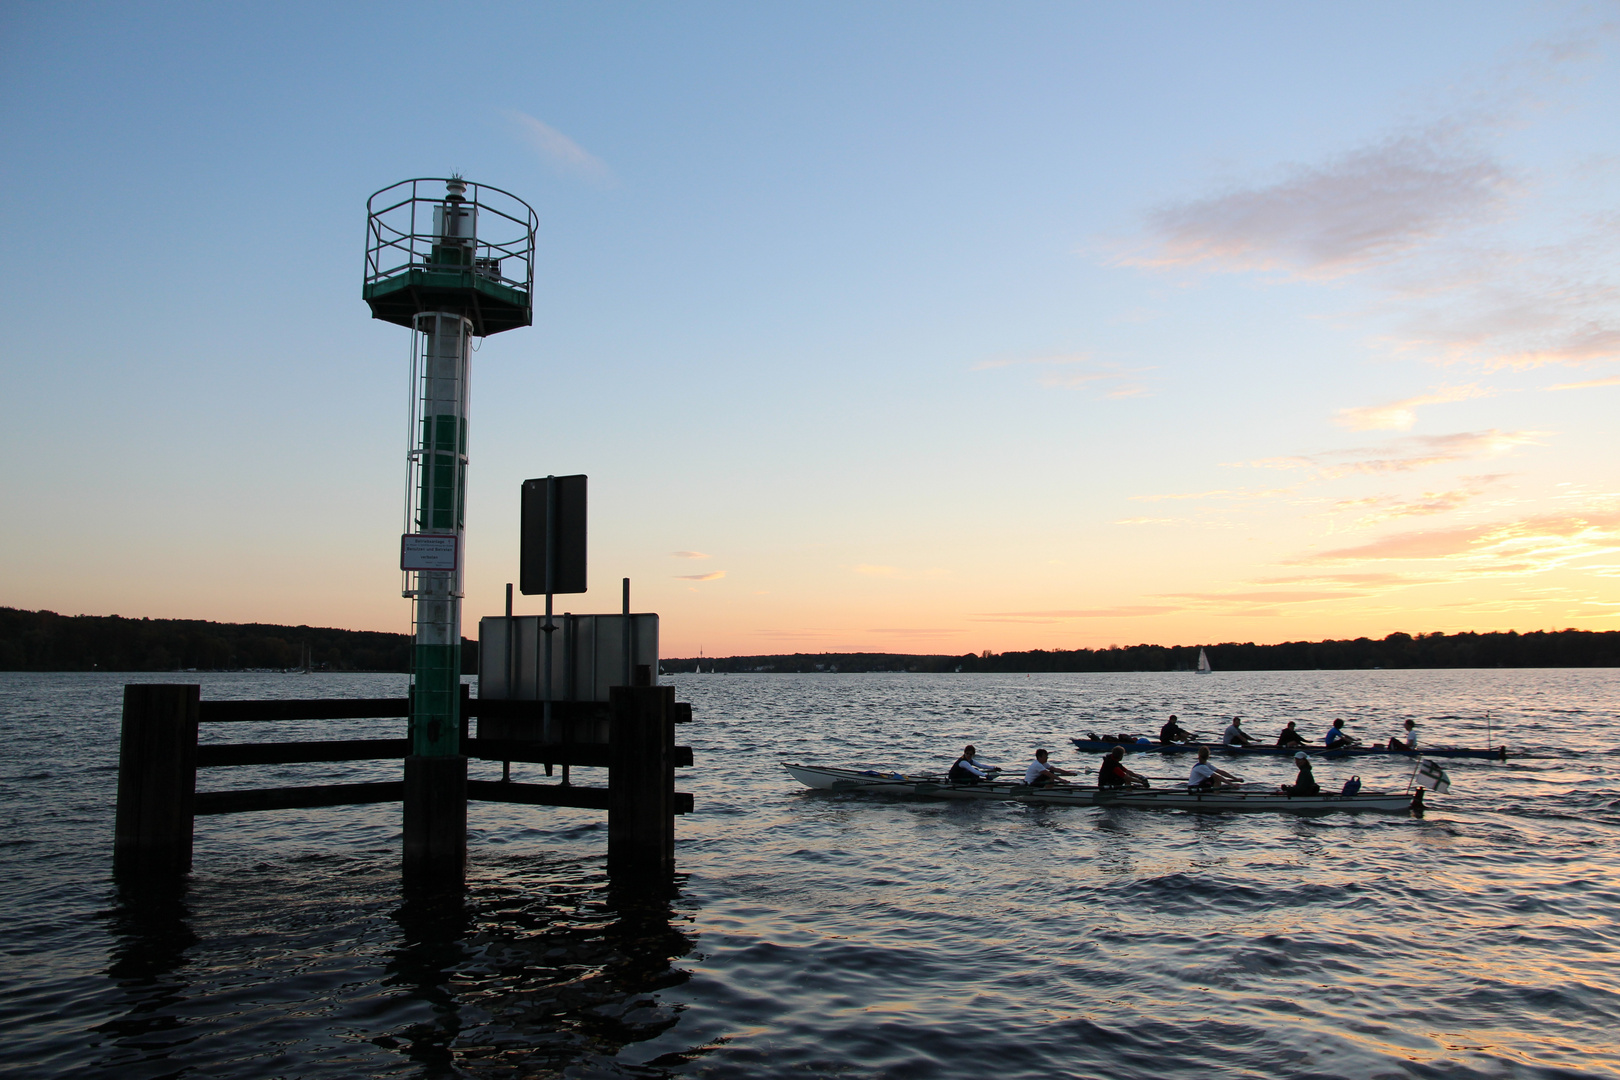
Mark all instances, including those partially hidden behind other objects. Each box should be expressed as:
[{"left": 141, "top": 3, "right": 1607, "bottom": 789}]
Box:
[
  {"left": 463, "top": 738, "right": 692, "bottom": 769},
  {"left": 198, "top": 696, "right": 692, "bottom": 724},
  {"left": 468, "top": 780, "right": 692, "bottom": 814},
  {"left": 465, "top": 699, "right": 607, "bottom": 722},
  {"left": 195, "top": 779, "right": 693, "bottom": 816},
  {"left": 466, "top": 737, "right": 609, "bottom": 767},
  {"left": 195, "top": 781, "right": 404, "bottom": 815},
  {"left": 190, "top": 736, "right": 689, "bottom": 768},
  {"left": 197, "top": 738, "right": 410, "bottom": 767},
  {"left": 468, "top": 698, "right": 693, "bottom": 723},
  {"left": 468, "top": 779, "right": 609, "bottom": 809},
  {"left": 199, "top": 698, "right": 410, "bottom": 723}
]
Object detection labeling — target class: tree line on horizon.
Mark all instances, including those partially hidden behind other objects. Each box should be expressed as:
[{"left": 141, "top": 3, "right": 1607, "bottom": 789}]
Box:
[
  {"left": 2, "top": 607, "right": 1615, "bottom": 674},
  {"left": 0, "top": 608, "right": 477, "bottom": 673},
  {"left": 663, "top": 629, "right": 1620, "bottom": 673}
]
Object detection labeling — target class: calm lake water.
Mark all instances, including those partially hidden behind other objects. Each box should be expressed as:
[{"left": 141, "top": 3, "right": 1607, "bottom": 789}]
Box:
[{"left": 2, "top": 669, "right": 1618, "bottom": 1079}]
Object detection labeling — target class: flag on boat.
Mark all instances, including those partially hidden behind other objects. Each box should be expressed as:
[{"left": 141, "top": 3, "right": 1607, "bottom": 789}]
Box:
[{"left": 1416, "top": 759, "right": 1451, "bottom": 794}]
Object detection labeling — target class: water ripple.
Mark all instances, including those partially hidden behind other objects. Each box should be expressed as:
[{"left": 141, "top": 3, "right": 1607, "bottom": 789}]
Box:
[{"left": 4, "top": 669, "right": 1620, "bottom": 1077}]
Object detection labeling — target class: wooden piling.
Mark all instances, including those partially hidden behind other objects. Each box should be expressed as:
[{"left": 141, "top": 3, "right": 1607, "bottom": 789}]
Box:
[
  {"left": 114, "top": 684, "right": 200, "bottom": 876},
  {"left": 402, "top": 754, "right": 468, "bottom": 886},
  {"left": 608, "top": 684, "right": 675, "bottom": 880}
]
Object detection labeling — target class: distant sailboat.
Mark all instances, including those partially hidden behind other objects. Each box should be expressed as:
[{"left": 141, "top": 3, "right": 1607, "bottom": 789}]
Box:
[{"left": 1196, "top": 648, "right": 1212, "bottom": 674}]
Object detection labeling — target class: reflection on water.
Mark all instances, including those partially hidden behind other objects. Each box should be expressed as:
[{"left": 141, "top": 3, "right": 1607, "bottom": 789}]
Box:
[
  {"left": 385, "top": 887, "right": 473, "bottom": 1071},
  {"left": 8, "top": 669, "right": 1620, "bottom": 1078},
  {"left": 94, "top": 879, "right": 199, "bottom": 1072},
  {"left": 92, "top": 858, "right": 697, "bottom": 1078}
]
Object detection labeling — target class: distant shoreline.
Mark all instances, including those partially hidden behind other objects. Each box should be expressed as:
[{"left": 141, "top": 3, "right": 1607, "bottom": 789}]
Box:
[
  {"left": 0, "top": 607, "right": 465, "bottom": 674},
  {"left": 9, "top": 609, "right": 1611, "bottom": 674},
  {"left": 665, "top": 630, "right": 1620, "bottom": 673}
]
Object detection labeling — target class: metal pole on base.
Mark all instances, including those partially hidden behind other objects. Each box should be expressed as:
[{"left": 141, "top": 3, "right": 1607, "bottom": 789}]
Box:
[
  {"left": 622, "top": 577, "right": 631, "bottom": 688},
  {"left": 401, "top": 307, "right": 472, "bottom": 886}
]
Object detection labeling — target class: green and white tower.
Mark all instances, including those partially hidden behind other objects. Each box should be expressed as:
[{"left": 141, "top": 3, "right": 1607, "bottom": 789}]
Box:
[{"left": 364, "top": 177, "right": 536, "bottom": 879}]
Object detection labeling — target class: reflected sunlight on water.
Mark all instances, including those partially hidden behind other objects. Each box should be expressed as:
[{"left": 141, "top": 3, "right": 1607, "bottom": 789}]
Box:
[{"left": 1, "top": 668, "right": 1618, "bottom": 1078}]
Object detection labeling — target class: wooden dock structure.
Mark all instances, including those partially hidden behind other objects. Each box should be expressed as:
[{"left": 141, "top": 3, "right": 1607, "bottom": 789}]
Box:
[{"left": 114, "top": 678, "right": 694, "bottom": 886}]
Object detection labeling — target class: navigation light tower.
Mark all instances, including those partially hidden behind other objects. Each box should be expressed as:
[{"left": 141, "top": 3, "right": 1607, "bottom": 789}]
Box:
[{"left": 364, "top": 177, "right": 537, "bottom": 877}]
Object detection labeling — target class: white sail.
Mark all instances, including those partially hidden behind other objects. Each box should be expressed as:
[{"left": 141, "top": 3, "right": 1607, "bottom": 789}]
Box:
[{"left": 1197, "top": 647, "right": 1212, "bottom": 673}]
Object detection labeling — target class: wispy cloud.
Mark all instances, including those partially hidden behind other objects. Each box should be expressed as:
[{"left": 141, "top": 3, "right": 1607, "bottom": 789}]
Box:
[
  {"left": 672, "top": 550, "right": 711, "bottom": 559},
  {"left": 971, "top": 607, "right": 1179, "bottom": 621},
  {"left": 1318, "top": 431, "right": 1542, "bottom": 477},
  {"left": 751, "top": 628, "right": 836, "bottom": 638},
  {"left": 1481, "top": 325, "right": 1620, "bottom": 372},
  {"left": 1292, "top": 510, "right": 1620, "bottom": 572},
  {"left": 1334, "top": 384, "right": 1493, "bottom": 431},
  {"left": 1236, "top": 430, "right": 1542, "bottom": 479},
  {"left": 674, "top": 571, "right": 725, "bottom": 582},
  {"left": 1295, "top": 525, "right": 1492, "bottom": 563},
  {"left": 1256, "top": 571, "right": 1419, "bottom": 587},
  {"left": 1376, "top": 290, "right": 1620, "bottom": 377},
  {"left": 1162, "top": 590, "right": 1361, "bottom": 605},
  {"left": 1547, "top": 374, "right": 1620, "bottom": 391},
  {"left": 1129, "top": 487, "right": 1294, "bottom": 503},
  {"left": 1124, "top": 127, "right": 1512, "bottom": 280},
  {"left": 866, "top": 628, "right": 964, "bottom": 636},
  {"left": 973, "top": 355, "right": 1152, "bottom": 398},
  {"left": 852, "top": 564, "right": 947, "bottom": 580},
  {"left": 1117, "top": 39, "right": 1620, "bottom": 378},
  {"left": 1327, "top": 486, "right": 1490, "bottom": 528},
  {"left": 506, "top": 110, "right": 613, "bottom": 184}
]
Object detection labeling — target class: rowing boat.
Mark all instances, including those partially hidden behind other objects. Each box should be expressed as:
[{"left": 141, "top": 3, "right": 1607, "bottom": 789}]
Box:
[
  {"left": 783, "top": 763, "right": 1418, "bottom": 813},
  {"left": 1070, "top": 738, "right": 1505, "bottom": 761},
  {"left": 1013, "top": 785, "right": 1411, "bottom": 812}
]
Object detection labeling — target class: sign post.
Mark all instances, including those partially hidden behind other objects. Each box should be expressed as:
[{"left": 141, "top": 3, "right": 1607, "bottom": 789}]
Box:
[{"left": 521, "top": 475, "right": 588, "bottom": 761}]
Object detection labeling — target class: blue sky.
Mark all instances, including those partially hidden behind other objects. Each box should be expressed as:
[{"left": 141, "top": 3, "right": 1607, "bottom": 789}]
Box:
[{"left": 3, "top": 2, "right": 1617, "bottom": 655}]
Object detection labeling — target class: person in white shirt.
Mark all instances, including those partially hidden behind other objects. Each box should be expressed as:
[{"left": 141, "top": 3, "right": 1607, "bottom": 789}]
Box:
[
  {"left": 1222, "top": 716, "right": 1256, "bottom": 747},
  {"left": 1325, "top": 719, "right": 1360, "bottom": 748},
  {"left": 1024, "top": 748, "right": 1075, "bottom": 787},
  {"left": 1187, "top": 746, "right": 1242, "bottom": 791},
  {"left": 948, "top": 745, "right": 1000, "bottom": 783},
  {"left": 1386, "top": 719, "right": 1417, "bottom": 752}
]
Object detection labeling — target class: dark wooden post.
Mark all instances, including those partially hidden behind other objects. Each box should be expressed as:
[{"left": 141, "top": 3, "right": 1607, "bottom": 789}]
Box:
[
  {"left": 608, "top": 684, "right": 674, "bottom": 880},
  {"left": 114, "top": 684, "right": 200, "bottom": 877},
  {"left": 402, "top": 754, "right": 467, "bottom": 887}
]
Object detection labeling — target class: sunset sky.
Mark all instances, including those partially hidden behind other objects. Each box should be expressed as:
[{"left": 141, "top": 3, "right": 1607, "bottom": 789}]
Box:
[{"left": 2, "top": 3, "right": 1618, "bottom": 657}]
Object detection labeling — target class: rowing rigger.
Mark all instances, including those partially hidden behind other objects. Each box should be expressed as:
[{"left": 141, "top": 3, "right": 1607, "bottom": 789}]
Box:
[
  {"left": 1070, "top": 739, "right": 1506, "bottom": 761},
  {"left": 783, "top": 763, "right": 1420, "bottom": 813}
]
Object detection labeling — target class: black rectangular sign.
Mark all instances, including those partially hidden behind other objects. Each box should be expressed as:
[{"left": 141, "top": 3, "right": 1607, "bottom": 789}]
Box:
[{"left": 520, "top": 474, "right": 587, "bottom": 595}]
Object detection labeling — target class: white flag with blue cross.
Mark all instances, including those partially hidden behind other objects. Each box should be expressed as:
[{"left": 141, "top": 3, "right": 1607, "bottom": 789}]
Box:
[{"left": 1415, "top": 759, "right": 1451, "bottom": 794}]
